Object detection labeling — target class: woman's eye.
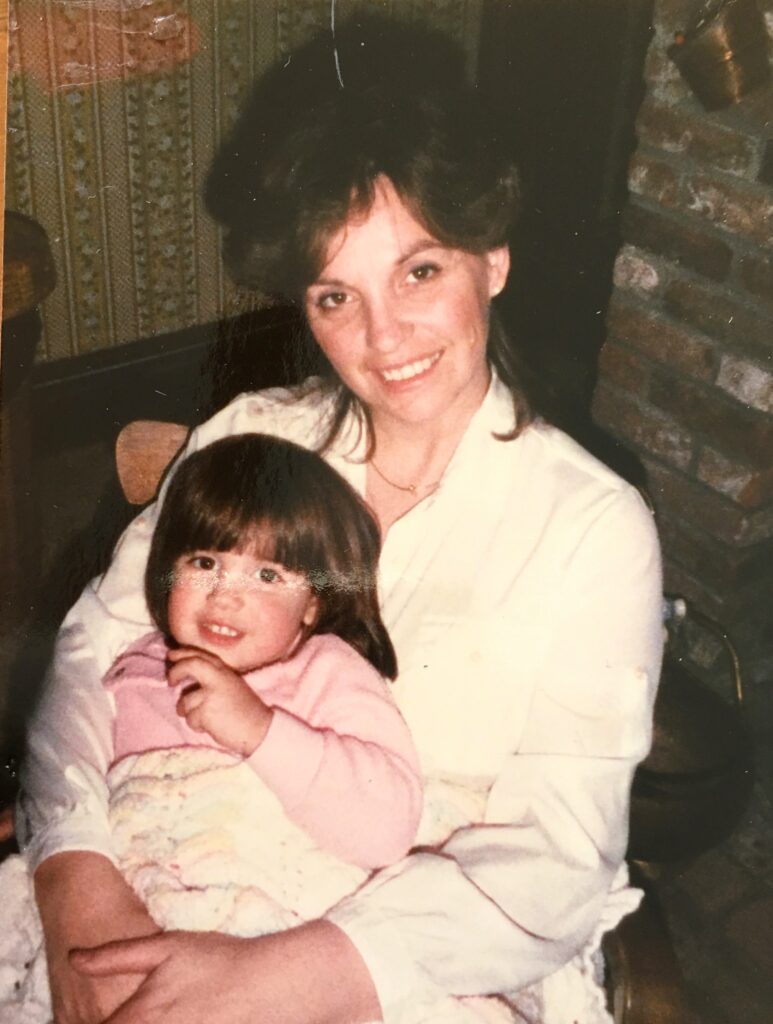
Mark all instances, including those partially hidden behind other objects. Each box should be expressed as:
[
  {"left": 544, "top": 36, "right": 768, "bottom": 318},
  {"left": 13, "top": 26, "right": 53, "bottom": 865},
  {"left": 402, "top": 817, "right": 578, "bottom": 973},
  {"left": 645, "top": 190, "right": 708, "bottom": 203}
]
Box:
[
  {"left": 317, "top": 290, "right": 348, "bottom": 310},
  {"left": 189, "top": 555, "right": 216, "bottom": 571},
  {"left": 257, "top": 566, "right": 280, "bottom": 584},
  {"left": 408, "top": 263, "right": 439, "bottom": 284}
]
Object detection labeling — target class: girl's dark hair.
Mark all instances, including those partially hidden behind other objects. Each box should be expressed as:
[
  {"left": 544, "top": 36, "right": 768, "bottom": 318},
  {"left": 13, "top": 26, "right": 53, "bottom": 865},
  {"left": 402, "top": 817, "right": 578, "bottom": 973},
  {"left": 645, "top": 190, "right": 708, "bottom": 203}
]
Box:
[
  {"left": 205, "top": 15, "right": 533, "bottom": 448},
  {"left": 145, "top": 434, "right": 396, "bottom": 679}
]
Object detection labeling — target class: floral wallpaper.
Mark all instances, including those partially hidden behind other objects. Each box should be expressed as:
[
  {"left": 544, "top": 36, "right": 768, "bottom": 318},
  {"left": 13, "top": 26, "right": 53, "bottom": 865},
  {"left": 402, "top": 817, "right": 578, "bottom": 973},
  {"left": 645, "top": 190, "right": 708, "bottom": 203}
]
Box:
[{"left": 5, "top": 0, "right": 483, "bottom": 362}]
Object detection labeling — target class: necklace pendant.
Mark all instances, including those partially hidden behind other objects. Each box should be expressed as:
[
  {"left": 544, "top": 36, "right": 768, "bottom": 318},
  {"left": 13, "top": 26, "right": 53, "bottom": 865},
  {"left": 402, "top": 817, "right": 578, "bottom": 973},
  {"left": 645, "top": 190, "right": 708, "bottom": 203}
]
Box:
[{"left": 370, "top": 457, "right": 438, "bottom": 496}]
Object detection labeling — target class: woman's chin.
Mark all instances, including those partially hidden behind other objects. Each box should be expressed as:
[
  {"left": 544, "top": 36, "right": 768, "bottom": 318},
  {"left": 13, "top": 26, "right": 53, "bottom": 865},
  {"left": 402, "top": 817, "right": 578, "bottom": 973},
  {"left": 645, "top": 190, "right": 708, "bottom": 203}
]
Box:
[{"left": 373, "top": 378, "right": 486, "bottom": 434}]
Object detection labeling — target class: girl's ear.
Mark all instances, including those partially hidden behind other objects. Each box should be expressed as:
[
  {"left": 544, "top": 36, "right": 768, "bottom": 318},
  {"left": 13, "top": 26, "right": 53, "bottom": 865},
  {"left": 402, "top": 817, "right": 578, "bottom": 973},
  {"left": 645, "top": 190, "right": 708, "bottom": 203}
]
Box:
[{"left": 302, "top": 593, "right": 320, "bottom": 628}]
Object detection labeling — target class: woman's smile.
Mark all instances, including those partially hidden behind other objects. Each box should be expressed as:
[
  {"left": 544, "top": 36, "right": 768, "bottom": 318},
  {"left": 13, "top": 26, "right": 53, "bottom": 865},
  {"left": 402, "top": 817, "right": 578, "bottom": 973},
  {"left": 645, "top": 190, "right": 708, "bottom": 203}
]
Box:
[{"left": 378, "top": 350, "right": 443, "bottom": 385}]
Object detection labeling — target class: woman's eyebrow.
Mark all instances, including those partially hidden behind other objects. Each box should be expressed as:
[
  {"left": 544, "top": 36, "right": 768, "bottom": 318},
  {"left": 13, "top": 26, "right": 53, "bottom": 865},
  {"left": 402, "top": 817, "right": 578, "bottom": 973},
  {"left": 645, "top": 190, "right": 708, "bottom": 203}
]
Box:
[
  {"left": 397, "top": 239, "right": 443, "bottom": 264},
  {"left": 311, "top": 239, "right": 443, "bottom": 287},
  {"left": 309, "top": 274, "right": 347, "bottom": 288}
]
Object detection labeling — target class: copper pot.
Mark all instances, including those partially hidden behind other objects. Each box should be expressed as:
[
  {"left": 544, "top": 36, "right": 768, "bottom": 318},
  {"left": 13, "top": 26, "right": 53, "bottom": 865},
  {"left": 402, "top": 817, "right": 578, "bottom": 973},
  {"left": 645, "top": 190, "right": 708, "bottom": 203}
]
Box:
[{"left": 668, "top": 0, "right": 771, "bottom": 111}]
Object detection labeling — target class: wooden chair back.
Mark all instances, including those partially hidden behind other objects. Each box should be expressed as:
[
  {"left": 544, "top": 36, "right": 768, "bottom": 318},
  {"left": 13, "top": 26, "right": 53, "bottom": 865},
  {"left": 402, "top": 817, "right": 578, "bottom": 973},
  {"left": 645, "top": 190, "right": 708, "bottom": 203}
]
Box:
[{"left": 115, "top": 420, "right": 188, "bottom": 504}]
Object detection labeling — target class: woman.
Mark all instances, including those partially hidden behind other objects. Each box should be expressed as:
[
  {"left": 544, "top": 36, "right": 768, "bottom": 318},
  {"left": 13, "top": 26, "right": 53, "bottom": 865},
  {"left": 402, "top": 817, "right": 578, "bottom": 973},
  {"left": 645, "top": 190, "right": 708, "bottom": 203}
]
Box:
[{"left": 20, "top": 17, "right": 662, "bottom": 1024}]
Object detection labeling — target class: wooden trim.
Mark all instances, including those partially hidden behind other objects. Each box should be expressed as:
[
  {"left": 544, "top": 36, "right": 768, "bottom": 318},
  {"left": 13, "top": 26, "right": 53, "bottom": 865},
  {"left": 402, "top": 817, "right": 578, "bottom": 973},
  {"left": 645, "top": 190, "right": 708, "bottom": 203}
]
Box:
[
  {"left": 30, "top": 305, "right": 301, "bottom": 458},
  {"left": 31, "top": 323, "right": 212, "bottom": 455}
]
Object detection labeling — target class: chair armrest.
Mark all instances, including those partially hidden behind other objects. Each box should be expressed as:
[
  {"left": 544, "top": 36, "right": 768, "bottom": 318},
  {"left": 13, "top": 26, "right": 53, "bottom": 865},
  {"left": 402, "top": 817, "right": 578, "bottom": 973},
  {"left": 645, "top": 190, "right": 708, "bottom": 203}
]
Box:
[
  {"left": 0, "top": 807, "right": 17, "bottom": 864},
  {"left": 603, "top": 893, "right": 694, "bottom": 1024}
]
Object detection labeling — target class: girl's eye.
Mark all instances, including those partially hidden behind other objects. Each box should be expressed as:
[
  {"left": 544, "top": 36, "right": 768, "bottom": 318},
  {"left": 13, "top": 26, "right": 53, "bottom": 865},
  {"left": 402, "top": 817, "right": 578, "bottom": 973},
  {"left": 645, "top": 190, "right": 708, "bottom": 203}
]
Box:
[
  {"left": 408, "top": 262, "right": 439, "bottom": 284},
  {"left": 257, "top": 566, "right": 281, "bottom": 584},
  {"left": 189, "top": 554, "right": 216, "bottom": 571}
]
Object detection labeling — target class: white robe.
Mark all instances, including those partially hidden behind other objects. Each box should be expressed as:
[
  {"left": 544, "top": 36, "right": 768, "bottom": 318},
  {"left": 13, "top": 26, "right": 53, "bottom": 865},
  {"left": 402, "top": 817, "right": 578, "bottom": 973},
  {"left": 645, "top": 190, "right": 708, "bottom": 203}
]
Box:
[{"left": 19, "top": 375, "right": 663, "bottom": 1022}]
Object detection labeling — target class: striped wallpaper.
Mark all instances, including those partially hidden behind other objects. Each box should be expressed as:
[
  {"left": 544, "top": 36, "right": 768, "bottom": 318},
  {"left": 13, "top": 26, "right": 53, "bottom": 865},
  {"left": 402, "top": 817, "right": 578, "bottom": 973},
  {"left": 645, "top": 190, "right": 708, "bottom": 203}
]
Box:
[{"left": 6, "top": 0, "right": 482, "bottom": 362}]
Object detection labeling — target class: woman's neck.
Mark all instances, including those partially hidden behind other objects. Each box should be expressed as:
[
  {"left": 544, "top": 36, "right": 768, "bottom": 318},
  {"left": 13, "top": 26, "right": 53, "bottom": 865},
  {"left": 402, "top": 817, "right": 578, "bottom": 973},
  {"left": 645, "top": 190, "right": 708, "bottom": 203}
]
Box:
[
  {"left": 366, "top": 390, "right": 486, "bottom": 534},
  {"left": 369, "top": 376, "right": 488, "bottom": 481},
  {"left": 369, "top": 428, "right": 454, "bottom": 490}
]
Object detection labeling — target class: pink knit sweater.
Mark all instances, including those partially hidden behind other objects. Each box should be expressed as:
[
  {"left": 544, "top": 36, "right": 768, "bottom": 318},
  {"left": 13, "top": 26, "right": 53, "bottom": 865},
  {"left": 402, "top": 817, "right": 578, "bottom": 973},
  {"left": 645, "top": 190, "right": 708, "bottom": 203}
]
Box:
[{"left": 103, "top": 632, "right": 422, "bottom": 869}]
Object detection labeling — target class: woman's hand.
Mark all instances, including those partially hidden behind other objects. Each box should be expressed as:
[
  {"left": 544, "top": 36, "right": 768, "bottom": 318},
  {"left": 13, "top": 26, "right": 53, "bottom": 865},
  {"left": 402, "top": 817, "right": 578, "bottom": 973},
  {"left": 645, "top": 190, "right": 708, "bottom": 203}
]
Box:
[
  {"left": 72, "top": 919, "right": 382, "bottom": 1024},
  {"left": 167, "top": 647, "right": 274, "bottom": 756},
  {"left": 34, "top": 851, "right": 159, "bottom": 1024}
]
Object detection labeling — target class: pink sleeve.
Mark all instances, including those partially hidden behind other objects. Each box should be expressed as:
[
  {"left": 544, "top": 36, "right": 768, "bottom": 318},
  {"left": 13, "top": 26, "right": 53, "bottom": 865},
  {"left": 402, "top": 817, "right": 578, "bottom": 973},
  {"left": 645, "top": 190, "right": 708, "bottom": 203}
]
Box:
[
  {"left": 104, "top": 631, "right": 221, "bottom": 760},
  {"left": 246, "top": 639, "right": 422, "bottom": 869}
]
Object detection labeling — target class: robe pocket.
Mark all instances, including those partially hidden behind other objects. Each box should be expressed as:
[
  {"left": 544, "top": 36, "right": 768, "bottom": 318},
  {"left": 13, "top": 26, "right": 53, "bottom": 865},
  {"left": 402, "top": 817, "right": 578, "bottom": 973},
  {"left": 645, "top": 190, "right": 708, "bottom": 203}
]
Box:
[
  {"left": 395, "top": 615, "right": 540, "bottom": 776},
  {"left": 518, "top": 664, "right": 655, "bottom": 760}
]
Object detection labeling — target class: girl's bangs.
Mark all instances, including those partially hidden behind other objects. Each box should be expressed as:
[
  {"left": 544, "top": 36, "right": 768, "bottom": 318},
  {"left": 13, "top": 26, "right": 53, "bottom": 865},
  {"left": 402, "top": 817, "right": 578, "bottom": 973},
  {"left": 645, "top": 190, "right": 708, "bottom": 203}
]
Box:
[{"left": 215, "top": 513, "right": 315, "bottom": 580}]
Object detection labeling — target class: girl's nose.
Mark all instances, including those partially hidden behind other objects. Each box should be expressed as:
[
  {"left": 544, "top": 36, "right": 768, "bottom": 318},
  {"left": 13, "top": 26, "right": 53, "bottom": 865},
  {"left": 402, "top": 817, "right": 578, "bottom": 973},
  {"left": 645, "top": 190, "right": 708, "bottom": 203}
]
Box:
[{"left": 208, "top": 570, "right": 244, "bottom": 605}]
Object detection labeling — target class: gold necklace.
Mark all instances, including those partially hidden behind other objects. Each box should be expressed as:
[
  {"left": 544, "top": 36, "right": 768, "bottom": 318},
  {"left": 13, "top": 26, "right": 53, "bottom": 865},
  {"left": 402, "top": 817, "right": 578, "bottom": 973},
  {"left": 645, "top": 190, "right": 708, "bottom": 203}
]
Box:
[{"left": 369, "top": 458, "right": 442, "bottom": 496}]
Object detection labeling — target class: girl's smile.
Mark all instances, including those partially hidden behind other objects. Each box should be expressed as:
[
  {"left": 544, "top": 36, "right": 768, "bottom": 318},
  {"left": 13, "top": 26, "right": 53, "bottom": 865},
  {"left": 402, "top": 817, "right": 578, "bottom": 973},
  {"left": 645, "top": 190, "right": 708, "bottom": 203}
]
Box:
[{"left": 167, "top": 548, "right": 318, "bottom": 674}]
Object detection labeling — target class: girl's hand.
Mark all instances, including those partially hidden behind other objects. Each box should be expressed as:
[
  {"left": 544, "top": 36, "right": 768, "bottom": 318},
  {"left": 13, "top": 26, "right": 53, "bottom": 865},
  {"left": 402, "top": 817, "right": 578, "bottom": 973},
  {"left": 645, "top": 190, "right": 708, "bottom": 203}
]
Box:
[
  {"left": 166, "top": 647, "right": 274, "bottom": 757},
  {"left": 71, "top": 920, "right": 382, "bottom": 1024}
]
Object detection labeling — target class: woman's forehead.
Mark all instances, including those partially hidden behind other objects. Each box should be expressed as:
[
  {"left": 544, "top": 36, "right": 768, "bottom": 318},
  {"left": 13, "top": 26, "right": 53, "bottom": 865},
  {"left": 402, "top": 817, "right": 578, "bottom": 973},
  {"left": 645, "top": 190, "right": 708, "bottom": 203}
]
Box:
[{"left": 315, "top": 177, "right": 440, "bottom": 278}]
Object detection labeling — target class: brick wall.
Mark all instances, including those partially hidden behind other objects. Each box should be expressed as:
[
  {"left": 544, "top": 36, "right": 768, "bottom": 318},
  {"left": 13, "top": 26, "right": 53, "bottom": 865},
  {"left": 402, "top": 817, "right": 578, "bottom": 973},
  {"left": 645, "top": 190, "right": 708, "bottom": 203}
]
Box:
[{"left": 593, "top": 0, "right": 773, "bottom": 691}]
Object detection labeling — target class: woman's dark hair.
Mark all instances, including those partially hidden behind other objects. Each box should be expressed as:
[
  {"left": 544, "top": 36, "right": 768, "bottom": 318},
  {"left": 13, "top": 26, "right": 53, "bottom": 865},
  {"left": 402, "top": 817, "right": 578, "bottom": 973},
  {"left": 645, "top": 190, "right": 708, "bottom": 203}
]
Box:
[
  {"left": 205, "top": 14, "right": 532, "bottom": 448},
  {"left": 145, "top": 434, "right": 397, "bottom": 679}
]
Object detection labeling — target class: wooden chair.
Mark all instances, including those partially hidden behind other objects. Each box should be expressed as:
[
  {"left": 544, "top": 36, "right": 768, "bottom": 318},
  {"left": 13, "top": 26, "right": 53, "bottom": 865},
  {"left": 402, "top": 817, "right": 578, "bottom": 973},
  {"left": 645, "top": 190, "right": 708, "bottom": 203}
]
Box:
[{"left": 0, "top": 807, "right": 13, "bottom": 844}]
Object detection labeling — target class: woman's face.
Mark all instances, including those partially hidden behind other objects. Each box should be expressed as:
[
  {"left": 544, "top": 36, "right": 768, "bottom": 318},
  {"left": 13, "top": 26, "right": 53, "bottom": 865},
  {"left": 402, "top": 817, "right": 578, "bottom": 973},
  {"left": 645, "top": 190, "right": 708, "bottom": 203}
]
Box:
[{"left": 304, "top": 177, "right": 509, "bottom": 437}]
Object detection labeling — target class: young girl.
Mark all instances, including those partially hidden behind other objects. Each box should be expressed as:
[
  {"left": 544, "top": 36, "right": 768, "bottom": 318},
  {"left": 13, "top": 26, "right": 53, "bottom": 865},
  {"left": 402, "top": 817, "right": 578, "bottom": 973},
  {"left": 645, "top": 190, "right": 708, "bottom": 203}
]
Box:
[
  {"left": 106, "top": 432, "right": 422, "bottom": 881},
  {"left": 1, "top": 434, "right": 424, "bottom": 1022}
]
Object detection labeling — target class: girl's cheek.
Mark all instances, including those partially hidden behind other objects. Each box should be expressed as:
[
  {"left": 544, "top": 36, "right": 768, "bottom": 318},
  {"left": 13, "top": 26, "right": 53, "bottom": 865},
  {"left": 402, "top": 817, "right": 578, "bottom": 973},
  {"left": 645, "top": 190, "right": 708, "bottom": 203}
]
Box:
[{"left": 170, "top": 576, "right": 198, "bottom": 599}]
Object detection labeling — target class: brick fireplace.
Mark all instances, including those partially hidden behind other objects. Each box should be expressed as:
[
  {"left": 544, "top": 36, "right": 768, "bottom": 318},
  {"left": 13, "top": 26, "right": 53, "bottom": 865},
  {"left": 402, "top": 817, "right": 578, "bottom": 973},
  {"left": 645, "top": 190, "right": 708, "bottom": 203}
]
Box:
[{"left": 592, "top": 0, "right": 773, "bottom": 698}]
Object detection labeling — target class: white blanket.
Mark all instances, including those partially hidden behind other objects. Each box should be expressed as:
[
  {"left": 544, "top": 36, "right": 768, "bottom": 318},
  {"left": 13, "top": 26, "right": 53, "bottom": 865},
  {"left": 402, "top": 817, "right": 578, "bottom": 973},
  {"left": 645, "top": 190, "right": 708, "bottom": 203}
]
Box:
[{"left": 0, "top": 748, "right": 638, "bottom": 1023}]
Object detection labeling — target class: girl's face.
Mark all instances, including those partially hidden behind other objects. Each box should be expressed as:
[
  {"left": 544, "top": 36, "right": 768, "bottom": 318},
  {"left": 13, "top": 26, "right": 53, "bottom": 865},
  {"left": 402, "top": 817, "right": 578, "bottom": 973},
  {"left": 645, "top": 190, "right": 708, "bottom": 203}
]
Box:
[
  {"left": 304, "top": 176, "right": 509, "bottom": 437},
  {"left": 167, "top": 547, "right": 319, "bottom": 674}
]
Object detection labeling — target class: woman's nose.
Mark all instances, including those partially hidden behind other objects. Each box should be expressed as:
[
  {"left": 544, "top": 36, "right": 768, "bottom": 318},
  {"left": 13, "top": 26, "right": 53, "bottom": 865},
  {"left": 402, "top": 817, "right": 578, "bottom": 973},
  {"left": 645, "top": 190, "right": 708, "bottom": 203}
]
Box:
[{"left": 364, "top": 296, "right": 404, "bottom": 354}]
